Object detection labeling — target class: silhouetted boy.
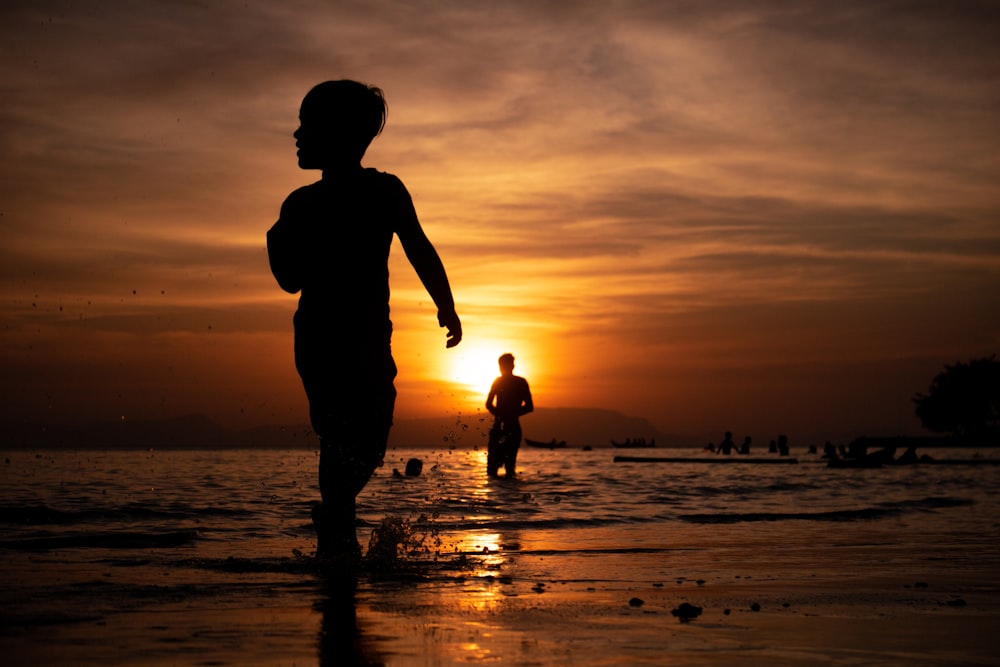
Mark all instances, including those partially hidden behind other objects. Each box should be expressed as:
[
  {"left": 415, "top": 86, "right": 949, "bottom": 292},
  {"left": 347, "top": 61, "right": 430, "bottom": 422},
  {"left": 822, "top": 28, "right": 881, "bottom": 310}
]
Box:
[
  {"left": 485, "top": 353, "right": 533, "bottom": 477},
  {"left": 267, "top": 80, "right": 462, "bottom": 560}
]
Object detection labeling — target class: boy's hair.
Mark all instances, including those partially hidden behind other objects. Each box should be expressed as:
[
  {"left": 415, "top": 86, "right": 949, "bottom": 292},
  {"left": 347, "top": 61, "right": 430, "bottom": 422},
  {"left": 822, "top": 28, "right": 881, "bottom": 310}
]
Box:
[
  {"left": 303, "top": 80, "right": 387, "bottom": 158},
  {"left": 499, "top": 353, "right": 515, "bottom": 366}
]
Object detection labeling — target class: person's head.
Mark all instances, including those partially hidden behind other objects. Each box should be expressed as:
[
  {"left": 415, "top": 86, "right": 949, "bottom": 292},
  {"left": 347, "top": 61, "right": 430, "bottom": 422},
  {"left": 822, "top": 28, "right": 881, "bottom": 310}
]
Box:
[
  {"left": 498, "top": 353, "right": 515, "bottom": 375},
  {"left": 294, "top": 80, "right": 387, "bottom": 170}
]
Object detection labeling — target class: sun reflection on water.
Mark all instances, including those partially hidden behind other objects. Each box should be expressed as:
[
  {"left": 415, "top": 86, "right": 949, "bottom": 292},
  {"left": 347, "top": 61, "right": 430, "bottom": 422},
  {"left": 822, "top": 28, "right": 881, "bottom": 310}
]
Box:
[{"left": 449, "top": 531, "right": 505, "bottom": 567}]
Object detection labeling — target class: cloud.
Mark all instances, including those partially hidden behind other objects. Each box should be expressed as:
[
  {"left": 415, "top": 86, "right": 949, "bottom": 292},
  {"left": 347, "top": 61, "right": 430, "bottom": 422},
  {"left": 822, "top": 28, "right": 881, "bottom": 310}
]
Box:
[{"left": 1, "top": 0, "right": 997, "bottom": 436}]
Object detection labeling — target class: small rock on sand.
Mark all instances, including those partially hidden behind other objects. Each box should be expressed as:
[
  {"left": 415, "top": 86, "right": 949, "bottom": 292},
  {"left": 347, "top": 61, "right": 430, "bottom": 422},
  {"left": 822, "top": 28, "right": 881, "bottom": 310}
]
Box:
[{"left": 670, "top": 602, "right": 702, "bottom": 622}]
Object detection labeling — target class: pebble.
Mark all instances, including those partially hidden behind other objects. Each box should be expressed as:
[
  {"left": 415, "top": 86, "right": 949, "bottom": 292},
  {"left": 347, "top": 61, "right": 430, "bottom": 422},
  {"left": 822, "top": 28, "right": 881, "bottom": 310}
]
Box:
[{"left": 670, "top": 602, "right": 702, "bottom": 621}]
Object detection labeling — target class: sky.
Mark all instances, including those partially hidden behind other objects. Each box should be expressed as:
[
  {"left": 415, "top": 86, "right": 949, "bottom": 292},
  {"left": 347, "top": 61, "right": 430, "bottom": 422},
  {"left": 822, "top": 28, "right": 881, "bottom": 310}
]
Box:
[{"left": 1, "top": 0, "right": 998, "bottom": 444}]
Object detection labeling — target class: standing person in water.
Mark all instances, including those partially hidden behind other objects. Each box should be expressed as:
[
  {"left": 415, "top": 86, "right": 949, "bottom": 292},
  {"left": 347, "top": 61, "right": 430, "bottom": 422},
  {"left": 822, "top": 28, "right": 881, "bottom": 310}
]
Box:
[
  {"left": 716, "top": 431, "right": 736, "bottom": 455},
  {"left": 267, "top": 80, "right": 462, "bottom": 561},
  {"left": 485, "top": 353, "right": 534, "bottom": 478}
]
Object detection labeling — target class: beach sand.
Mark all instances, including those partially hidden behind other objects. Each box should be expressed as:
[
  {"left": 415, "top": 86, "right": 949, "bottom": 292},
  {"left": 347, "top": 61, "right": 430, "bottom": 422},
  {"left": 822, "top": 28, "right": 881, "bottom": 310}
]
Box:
[
  {"left": 3, "top": 549, "right": 997, "bottom": 666},
  {"left": 3, "top": 446, "right": 999, "bottom": 665}
]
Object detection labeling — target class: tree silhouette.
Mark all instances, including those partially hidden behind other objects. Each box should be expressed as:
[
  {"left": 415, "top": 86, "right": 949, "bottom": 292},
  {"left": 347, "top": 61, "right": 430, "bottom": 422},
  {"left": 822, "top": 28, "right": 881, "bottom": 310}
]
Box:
[{"left": 913, "top": 356, "right": 999, "bottom": 440}]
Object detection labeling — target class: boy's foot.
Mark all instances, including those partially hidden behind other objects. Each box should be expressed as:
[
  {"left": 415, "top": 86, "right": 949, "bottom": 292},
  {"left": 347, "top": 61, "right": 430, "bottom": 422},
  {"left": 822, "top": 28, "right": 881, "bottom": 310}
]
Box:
[
  {"left": 312, "top": 503, "right": 361, "bottom": 565},
  {"left": 315, "top": 539, "right": 361, "bottom": 565}
]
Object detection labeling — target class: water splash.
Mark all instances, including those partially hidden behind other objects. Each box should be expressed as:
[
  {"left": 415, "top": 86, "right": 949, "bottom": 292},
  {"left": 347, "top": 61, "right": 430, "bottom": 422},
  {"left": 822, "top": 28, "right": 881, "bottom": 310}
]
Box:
[{"left": 364, "top": 515, "right": 443, "bottom": 568}]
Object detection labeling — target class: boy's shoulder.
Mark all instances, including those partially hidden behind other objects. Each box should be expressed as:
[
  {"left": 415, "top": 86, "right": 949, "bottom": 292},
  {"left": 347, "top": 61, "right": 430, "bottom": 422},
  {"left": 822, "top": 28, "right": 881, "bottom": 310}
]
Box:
[
  {"left": 360, "top": 168, "right": 406, "bottom": 193},
  {"left": 283, "top": 169, "right": 405, "bottom": 204}
]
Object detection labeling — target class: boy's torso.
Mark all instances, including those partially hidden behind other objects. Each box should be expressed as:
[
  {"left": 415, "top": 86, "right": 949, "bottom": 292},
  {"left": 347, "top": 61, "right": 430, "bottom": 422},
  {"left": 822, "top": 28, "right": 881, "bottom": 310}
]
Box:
[
  {"left": 282, "top": 169, "right": 399, "bottom": 329},
  {"left": 492, "top": 375, "right": 531, "bottom": 417}
]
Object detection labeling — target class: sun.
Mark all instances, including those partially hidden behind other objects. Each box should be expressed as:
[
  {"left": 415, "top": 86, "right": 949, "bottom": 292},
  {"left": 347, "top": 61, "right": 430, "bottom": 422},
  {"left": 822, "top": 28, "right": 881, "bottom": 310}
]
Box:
[{"left": 449, "top": 342, "right": 507, "bottom": 398}]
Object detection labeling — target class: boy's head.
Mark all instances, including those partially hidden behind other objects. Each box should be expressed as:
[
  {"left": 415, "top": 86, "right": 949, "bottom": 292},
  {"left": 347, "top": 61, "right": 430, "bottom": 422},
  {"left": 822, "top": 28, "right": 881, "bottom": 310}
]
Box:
[
  {"left": 294, "top": 80, "right": 387, "bottom": 170},
  {"left": 498, "top": 353, "right": 515, "bottom": 375}
]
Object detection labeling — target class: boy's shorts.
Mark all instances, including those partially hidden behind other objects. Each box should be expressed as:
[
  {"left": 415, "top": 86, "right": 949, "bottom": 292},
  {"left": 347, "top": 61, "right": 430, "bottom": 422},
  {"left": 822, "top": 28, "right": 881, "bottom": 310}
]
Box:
[{"left": 293, "top": 311, "right": 397, "bottom": 441}]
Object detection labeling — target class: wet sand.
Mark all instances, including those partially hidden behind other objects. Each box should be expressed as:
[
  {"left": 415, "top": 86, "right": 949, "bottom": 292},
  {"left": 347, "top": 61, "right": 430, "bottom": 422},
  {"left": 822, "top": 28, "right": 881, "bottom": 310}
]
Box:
[
  {"left": 3, "top": 446, "right": 998, "bottom": 665},
  {"left": 3, "top": 551, "right": 997, "bottom": 666}
]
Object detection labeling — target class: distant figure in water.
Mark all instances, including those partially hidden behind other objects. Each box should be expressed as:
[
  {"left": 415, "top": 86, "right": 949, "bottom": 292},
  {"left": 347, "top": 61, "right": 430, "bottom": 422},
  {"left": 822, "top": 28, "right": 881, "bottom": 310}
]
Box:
[
  {"left": 392, "top": 457, "right": 424, "bottom": 478},
  {"left": 267, "top": 80, "right": 462, "bottom": 561},
  {"left": 738, "top": 435, "right": 752, "bottom": 455},
  {"left": 486, "top": 353, "right": 534, "bottom": 478},
  {"left": 777, "top": 434, "right": 790, "bottom": 456},
  {"left": 716, "top": 431, "right": 735, "bottom": 455}
]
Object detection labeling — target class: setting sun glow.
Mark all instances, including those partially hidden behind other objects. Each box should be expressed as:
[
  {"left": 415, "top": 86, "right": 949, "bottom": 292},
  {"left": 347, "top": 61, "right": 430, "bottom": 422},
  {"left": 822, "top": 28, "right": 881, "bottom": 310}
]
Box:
[{"left": 448, "top": 342, "right": 512, "bottom": 398}]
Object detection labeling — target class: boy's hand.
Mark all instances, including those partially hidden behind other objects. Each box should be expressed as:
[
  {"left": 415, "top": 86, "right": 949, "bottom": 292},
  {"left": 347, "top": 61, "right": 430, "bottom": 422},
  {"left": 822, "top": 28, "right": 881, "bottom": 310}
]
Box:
[{"left": 438, "top": 310, "right": 462, "bottom": 348}]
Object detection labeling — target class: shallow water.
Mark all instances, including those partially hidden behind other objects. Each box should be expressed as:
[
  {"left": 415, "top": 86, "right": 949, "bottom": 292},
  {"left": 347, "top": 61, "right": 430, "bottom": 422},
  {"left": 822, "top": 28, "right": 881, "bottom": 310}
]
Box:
[{"left": 2, "top": 446, "right": 999, "bottom": 665}]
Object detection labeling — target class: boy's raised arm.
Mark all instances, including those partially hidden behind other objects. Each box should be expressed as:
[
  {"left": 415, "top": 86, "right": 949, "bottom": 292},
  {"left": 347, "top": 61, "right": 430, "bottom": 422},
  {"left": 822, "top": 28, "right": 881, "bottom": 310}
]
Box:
[
  {"left": 392, "top": 179, "right": 462, "bottom": 347},
  {"left": 404, "top": 232, "right": 463, "bottom": 348}
]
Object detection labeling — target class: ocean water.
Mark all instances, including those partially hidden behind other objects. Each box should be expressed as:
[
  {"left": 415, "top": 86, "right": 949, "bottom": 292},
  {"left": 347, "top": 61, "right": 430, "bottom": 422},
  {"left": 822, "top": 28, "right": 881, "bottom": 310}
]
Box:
[{"left": 2, "top": 445, "right": 999, "bottom": 665}]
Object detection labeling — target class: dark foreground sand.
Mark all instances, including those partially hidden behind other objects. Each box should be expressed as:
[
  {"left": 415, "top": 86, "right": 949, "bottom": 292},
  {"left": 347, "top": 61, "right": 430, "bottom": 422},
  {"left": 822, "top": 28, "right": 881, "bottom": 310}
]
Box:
[
  {"left": 4, "top": 446, "right": 998, "bottom": 665},
  {"left": 3, "top": 551, "right": 997, "bottom": 666}
]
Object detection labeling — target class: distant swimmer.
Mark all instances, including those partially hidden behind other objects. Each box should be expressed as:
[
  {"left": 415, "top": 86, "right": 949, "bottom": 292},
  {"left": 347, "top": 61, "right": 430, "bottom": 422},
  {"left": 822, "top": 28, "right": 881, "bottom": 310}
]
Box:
[
  {"left": 485, "top": 353, "right": 533, "bottom": 478},
  {"left": 716, "top": 431, "right": 735, "bottom": 455}
]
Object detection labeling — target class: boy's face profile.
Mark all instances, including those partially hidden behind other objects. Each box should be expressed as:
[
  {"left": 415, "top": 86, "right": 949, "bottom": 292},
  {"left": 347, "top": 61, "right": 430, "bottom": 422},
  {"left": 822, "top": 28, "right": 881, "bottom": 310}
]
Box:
[
  {"left": 294, "top": 80, "right": 384, "bottom": 171},
  {"left": 294, "top": 100, "right": 351, "bottom": 171}
]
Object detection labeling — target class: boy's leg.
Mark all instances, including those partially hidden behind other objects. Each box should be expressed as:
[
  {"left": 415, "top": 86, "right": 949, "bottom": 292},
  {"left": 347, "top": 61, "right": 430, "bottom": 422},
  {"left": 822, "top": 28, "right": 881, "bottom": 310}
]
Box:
[
  {"left": 294, "top": 320, "right": 398, "bottom": 558},
  {"left": 486, "top": 429, "right": 499, "bottom": 477},
  {"left": 315, "top": 418, "right": 390, "bottom": 558},
  {"left": 504, "top": 446, "right": 519, "bottom": 478},
  {"left": 487, "top": 422, "right": 506, "bottom": 477},
  {"left": 302, "top": 369, "right": 396, "bottom": 558},
  {"left": 503, "top": 424, "right": 522, "bottom": 478}
]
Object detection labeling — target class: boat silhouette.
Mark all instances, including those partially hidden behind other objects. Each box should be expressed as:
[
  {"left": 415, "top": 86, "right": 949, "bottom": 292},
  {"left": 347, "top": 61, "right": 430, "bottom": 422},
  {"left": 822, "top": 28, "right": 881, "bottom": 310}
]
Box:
[{"left": 524, "top": 438, "right": 567, "bottom": 449}]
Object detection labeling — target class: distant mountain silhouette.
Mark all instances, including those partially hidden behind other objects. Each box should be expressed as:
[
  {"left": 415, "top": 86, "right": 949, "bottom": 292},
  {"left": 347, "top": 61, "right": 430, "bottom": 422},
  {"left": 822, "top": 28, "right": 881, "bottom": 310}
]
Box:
[
  {"left": 527, "top": 407, "right": 671, "bottom": 447},
  {"left": 0, "top": 414, "right": 315, "bottom": 450},
  {"left": 0, "top": 408, "right": 674, "bottom": 449}
]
